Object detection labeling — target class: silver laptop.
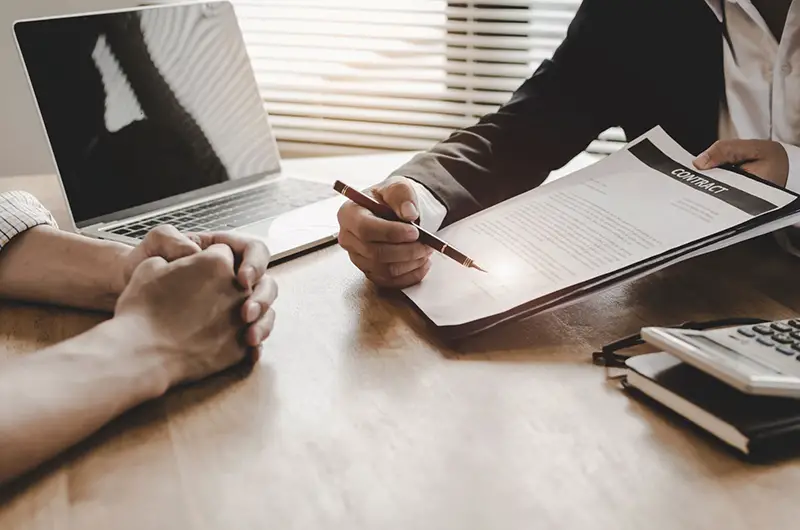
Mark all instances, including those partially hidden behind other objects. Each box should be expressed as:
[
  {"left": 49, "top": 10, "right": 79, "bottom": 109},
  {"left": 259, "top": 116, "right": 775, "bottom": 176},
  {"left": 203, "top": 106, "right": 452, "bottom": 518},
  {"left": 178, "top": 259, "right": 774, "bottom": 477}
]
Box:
[{"left": 13, "top": 0, "right": 346, "bottom": 263}]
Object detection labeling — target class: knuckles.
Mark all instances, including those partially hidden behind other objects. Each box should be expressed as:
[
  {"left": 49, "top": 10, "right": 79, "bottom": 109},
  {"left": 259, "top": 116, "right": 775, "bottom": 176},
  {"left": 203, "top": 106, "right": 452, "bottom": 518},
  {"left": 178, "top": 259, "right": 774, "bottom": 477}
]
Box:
[
  {"left": 368, "top": 244, "right": 382, "bottom": 262},
  {"left": 195, "top": 251, "right": 234, "bottom": 277},
  {"left": 388, "top": 262, "right": 408, "bottom": 278},
  {"left": 383, "top": 180, "right": 407, "bottom": 198},
  {"left": 337, "top": 201, "right": 359, "bottom": 229},
  {"left": 147, "top": 224, "right": 178, "bottom": 241},
  {"left": 247, "top": 239, "right": 270, "bottom": 258},
  {"left": 407, "top": 263, "right": 430, "bottom": 284},
  {"left": 337, "top": 231, "right": 350, "bottom": 250}
]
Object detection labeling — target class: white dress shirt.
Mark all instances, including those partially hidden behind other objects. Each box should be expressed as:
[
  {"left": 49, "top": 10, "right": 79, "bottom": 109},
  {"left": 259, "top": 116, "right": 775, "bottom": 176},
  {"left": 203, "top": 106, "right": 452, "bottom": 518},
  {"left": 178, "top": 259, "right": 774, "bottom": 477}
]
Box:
[
  {"left": 411, "top": 0, "right": 800, "bottom": 234},
  {"left": 712, "top": 0, "right": 800, "bottom": 188},
  {"left": 0, "top": 191, "right": 58, "bottom": 252}
]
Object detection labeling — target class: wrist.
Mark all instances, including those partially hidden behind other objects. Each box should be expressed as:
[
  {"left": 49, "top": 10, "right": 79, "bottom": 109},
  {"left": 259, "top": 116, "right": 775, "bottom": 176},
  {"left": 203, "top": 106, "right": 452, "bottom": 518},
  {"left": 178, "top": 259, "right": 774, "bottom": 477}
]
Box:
[
  {"left": 404, "top": 177, "right": 447, "bottom": 232},
  {"left": 107, "top": 245, "right": 133, "bottom": 304},
  {"left": 778, "top": 141, "right": 800, "bottom": 193},
  {"left": 65, "top": 236, "right": 131, "bottom": 312},
  {"left": 91, "top": 316, "right": 174, "bottom": 400}
]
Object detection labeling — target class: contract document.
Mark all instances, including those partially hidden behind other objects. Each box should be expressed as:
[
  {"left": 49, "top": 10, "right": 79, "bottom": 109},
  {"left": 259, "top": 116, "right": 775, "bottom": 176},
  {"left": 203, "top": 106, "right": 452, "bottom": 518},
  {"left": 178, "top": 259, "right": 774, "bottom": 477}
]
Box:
[{"left": 402, "top": 127, "right": 800, "bottom": 337}]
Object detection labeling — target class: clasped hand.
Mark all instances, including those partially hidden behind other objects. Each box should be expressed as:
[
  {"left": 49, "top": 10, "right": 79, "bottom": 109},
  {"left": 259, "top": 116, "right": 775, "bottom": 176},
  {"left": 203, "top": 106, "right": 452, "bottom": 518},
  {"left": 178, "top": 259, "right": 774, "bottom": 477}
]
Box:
[{"left": 118, "top": 226, "right": 277, "bottom": 386}]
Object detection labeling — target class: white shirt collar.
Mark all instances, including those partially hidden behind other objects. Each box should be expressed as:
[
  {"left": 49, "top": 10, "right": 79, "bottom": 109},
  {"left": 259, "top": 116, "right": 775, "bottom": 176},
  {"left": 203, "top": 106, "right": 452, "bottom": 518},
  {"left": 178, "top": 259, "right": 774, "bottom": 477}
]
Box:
[{"left": 705, "top": 0, "right": 746, "bottom": 22}]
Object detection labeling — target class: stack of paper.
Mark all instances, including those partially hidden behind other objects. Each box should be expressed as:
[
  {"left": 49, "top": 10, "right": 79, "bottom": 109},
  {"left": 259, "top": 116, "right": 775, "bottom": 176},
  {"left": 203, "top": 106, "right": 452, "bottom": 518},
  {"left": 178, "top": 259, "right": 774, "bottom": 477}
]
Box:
[{"left": 402, "top": 127, "right": 800, "bottom": 337}]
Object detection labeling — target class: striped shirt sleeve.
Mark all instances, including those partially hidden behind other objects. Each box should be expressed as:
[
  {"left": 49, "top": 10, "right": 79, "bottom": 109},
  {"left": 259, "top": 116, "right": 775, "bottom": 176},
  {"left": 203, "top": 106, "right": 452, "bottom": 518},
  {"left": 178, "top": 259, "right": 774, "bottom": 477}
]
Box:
[{"left": 0, "top": 191, "right": 58, "bottom": 252}]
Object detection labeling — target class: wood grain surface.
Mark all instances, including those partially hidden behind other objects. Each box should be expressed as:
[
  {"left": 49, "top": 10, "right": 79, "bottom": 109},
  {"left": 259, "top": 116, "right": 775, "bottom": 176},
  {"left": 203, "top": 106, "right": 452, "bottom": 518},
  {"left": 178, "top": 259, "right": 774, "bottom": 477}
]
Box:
[{"left": 2, "top": 172, "right": 800, "bottom": 530}]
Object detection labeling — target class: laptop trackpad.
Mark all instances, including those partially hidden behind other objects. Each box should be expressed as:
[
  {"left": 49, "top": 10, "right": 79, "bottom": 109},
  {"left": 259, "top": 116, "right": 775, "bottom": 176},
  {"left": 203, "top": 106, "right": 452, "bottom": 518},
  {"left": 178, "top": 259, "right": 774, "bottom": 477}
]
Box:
[{"left": 235, "top": 196, "right": 345, "bottom": 258}]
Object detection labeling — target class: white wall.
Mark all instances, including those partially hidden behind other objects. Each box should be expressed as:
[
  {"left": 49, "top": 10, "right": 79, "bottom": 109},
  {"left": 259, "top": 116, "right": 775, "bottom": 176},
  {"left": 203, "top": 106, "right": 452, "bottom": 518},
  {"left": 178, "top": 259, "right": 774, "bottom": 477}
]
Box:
[{"left": 0, "top": 0, "right": 164, "bottom": 177}]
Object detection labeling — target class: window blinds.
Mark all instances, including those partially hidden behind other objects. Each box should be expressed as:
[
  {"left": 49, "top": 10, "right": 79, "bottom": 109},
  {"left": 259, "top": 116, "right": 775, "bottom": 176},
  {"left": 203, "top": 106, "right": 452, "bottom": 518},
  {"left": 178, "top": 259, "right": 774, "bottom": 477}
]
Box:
[{"left": 231, "top": 0, "right": 625, "bottom": 157}]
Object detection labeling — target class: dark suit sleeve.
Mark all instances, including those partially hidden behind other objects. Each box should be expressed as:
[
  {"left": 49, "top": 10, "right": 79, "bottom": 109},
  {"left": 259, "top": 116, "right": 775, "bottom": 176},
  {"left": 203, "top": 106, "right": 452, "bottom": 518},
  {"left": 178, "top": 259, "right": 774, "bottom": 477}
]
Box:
[{"left": 389, "top": 0, "right": 631, "bottom": 227}]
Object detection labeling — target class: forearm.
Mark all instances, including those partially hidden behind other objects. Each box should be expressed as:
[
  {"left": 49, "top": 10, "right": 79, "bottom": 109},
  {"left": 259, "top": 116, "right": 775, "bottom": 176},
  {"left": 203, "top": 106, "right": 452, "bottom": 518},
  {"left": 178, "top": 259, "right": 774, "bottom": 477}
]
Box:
[
  {"left": 0, "top": 316, "right": 168, "bottom": 486},
  {"left": 390, "top": 79, "right": 571, "bottom": 225},
  {"left": 390, "top": 0, "right": 625, "bottom": 227},
  {"left": 0, "top": 226, "right": 129, "bottom": 312}
]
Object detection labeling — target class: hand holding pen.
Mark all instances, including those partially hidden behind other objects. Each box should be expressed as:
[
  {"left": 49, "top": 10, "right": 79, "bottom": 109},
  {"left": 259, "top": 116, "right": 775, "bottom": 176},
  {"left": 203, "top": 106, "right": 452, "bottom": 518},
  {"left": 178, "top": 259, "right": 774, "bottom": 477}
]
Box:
[{"left": 335, "top": 177, "right": 485, "bottom": 289}]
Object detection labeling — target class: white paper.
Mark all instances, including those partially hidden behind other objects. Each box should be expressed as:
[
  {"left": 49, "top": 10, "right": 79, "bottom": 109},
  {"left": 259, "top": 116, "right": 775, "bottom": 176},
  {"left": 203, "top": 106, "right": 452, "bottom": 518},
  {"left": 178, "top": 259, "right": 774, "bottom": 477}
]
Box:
[{"left": 402, "top": 126, "right": 798, "bottom": 328}]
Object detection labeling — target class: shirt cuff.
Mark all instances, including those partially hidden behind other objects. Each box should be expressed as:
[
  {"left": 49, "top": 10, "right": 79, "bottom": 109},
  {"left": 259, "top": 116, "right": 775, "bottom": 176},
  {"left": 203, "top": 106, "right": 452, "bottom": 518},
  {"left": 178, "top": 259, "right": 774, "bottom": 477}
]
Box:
[
  {"left": 780, "top": 142, "right": 800, "bottom": 194},
  {"left": 0, "top": 190, "right": 58, "bottom": 252},
  {"left": 408, "top": 179, "right": 447, "bottom": 232},
  {"left": 774, "top": 143, "right": 800, "bottom": 256}
]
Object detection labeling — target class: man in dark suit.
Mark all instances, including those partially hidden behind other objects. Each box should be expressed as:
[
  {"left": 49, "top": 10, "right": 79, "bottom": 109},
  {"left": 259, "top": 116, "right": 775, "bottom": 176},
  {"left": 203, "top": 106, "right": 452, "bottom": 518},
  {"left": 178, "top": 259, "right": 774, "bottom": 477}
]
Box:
[{"left": 337, "top": 0, "right": 800, "bottom": 288}]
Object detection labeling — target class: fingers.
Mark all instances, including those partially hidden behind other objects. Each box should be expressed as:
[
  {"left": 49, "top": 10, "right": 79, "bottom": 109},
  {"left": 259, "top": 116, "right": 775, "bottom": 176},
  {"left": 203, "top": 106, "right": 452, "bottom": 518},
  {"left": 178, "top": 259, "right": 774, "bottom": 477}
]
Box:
[
  {"left": 124, "top": 225, "right": 202, "bottom": 285},
  {"left": 349, "top": 251, "right": 429, "bottom": 277},
  {"left": 143, "top": 225, "right": 202, "bottom": 261},
  {"left": 337, "top": 197, "right": 429, "bottom": 288},
  {"left": 372, "top": 177, "right": 420, "bottom": 221},
  {"left": 338, "top": 229, "right": 431, "bottom": 262},
  {"left": 241, "top": 276, "right": 279, "bottom": 324},
  {"left": 187, "top": 232, "right": 271, "bottom": 291},
  {"left": 236, "top": 274, "right": 278, "bottom": 352},
  {"left": 693, "top": 139, "right": 762, "bottom": 170},
  {"left": 337, "top": 177, "right": 421, "bottom": 243},
  {"left": 248, "top": 346, "right": 263, "bottom": 364},
  {"left": 245, "top": 307, "right": 276, "bottom": 347},
  {"left": 198, "top": 243, "right": 237, "bottom": 277},
  {"left": 386, "top": 257, "right": 431, "bottom": 278},
  {"left": 364, "top": 258, "right": 432, "bottom": 289},
  {"left": 336, "top": 177, "right": 427, "bottom": 285},
  {"left": 339, "top": 204, "right": 418, "bottom": 244},
  {"left": 740, "top": 160, "right": 767, "bottom": 177},
  {"left": 738, "top": 159, "right": 782, "bottom": 184},
  {"left": 693, "top": 140, "right": 789, "bottom": 186},
  {"left": 350, "top": 251, "right": 431, "bottom": 288}
]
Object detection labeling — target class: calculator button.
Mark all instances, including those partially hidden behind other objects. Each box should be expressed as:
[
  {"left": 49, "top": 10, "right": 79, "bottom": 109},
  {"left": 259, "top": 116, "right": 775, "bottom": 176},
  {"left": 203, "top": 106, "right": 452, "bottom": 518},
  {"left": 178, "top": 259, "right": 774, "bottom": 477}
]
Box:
[
  {"left": 771, "top": 322, "right": 793, "bottom": 333},
  {"left": 753, "top": 325, "right": 774, "bottom": 335},
  {"left": 789, "top": 320, "right": 800, "bottom": 329},
  {"left": 777, "top": 345, "right": 796, "bottom": 356},
  {"left": 737, "top": 328, "right": 756, "bottom": 338},
  {"left": 792, "top": 343, "right": 800, "bottom": 352},
  {"left": 757, "top": 337, "right": 775, "bottom": 347},
  {"left": 773, "top": 334, "right": 793, "bottom": 344},
  {"left": 791, "top": 331, "right": 800, "bottom": 341}
]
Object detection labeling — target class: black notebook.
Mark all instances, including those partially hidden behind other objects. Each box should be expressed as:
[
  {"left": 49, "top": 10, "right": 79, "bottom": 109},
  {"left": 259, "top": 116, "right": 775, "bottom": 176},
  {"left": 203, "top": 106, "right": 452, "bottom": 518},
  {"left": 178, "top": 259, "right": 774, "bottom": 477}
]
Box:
[{"left": 624, "top": 352, "right": 800, "bottom": 459}]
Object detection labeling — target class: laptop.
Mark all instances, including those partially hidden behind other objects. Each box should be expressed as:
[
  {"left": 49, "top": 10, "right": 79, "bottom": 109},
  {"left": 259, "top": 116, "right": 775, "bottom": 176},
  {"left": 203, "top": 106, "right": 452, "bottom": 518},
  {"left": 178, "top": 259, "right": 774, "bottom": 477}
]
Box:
[{"left": 13, "top": 0, "right": 351, "bottom": 263}]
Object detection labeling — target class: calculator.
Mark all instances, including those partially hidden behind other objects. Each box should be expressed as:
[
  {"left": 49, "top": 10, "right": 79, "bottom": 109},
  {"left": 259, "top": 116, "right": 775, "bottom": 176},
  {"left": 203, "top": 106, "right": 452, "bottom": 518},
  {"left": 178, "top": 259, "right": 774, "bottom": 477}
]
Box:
[{"left": 641, "top": 318, "right": 800, "bottom": 398}]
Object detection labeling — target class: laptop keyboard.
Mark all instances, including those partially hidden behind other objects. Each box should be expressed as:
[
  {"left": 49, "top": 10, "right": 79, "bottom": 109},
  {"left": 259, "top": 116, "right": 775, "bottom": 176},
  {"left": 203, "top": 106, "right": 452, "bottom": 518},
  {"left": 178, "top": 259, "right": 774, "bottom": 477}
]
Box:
[{"left": 107, "top": 179, "right": 336, "bottom": 239}]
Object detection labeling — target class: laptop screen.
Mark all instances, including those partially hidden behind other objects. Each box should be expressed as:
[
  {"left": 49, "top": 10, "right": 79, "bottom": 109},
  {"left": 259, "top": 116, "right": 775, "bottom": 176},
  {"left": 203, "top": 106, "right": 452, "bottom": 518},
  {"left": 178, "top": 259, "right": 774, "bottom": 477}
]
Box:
[{"left": 14, "top": 1, "right": 281, "bottom": 224}]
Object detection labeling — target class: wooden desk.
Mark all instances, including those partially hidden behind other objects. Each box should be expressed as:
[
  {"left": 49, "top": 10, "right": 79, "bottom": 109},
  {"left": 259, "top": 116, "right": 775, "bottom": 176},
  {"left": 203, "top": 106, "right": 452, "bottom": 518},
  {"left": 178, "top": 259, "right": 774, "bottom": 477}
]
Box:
[{"left": 3, "top": 167, "right": 800, "bottom": 529}]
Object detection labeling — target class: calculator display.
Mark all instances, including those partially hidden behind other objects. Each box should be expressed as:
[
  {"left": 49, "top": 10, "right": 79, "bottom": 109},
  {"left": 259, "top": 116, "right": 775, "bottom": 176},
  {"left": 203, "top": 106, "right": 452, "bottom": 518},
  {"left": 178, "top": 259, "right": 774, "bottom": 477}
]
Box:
[
  {"left": 689, "top": 335, "right": 739, "bottom": 354},
  {"left": 684, "top": 333, "right": 780, "bottom": 376}
]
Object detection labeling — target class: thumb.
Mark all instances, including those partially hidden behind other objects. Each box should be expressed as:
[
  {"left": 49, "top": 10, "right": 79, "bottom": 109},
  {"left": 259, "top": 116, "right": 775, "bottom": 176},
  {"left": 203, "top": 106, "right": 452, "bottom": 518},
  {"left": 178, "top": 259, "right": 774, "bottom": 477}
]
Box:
[
  {"left": 693, "top": 140, "right": 759, "bottom": 170},
  {"left": 374, "top": 177, "right": 419, "bottom": 221},
  {"left": 131, "top": 255, "right": 168, "bottom": 283},
  {"left": 147, "top": 225, "right": 202, "bottom": 261}
]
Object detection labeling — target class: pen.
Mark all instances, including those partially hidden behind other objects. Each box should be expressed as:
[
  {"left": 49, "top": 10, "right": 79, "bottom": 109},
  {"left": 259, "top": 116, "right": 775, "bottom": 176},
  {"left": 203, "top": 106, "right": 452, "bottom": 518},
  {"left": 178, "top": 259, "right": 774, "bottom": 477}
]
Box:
[{"left": 333, "top": 180, "right": 486, "bottom": 273}]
